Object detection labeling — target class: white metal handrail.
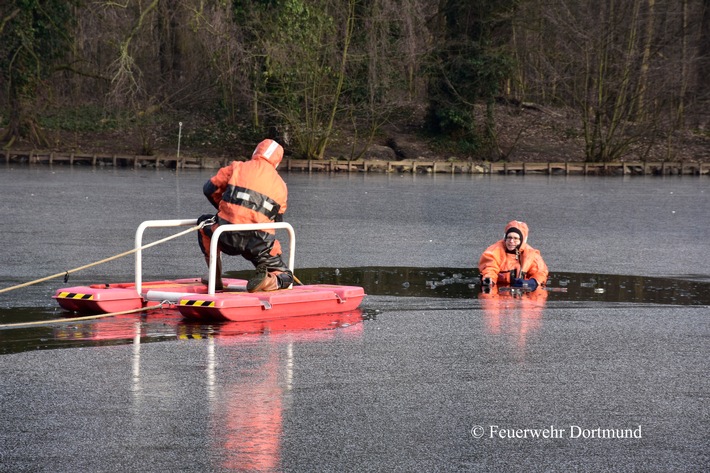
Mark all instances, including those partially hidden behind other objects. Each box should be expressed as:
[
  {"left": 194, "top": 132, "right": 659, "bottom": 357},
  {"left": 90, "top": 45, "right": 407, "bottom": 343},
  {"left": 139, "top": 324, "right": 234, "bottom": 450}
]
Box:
[
  {"left": 134, "top": 219, "right": 296, "bottom": 296},
  {"left": 135, "top": 219, "right": 196, "bottom": 295},
  {"left": 209, "top": 223, "right": 295, "bottom": 295}
]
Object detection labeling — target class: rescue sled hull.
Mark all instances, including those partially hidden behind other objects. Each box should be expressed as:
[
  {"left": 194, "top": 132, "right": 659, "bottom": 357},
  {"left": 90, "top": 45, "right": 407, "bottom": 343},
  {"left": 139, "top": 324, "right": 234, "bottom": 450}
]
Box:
[
  {"left": 52, "top": 220, "right": 365, "bottom": 322},
  {"left": 177, "top": 284, "right": 365, "bottom": 322},
  {"left": 53, "top": 278, "right": 366, "bottom": 322}
]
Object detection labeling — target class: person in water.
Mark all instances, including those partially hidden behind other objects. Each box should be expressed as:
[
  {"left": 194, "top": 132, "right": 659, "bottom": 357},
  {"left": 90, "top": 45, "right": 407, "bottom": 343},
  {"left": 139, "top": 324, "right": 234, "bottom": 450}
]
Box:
[
  {"left": 197, "top": 139, "right": 294, "bottom": 292},
  {"left": 478, "top": 220, "right": 548, "bottom": 290}
]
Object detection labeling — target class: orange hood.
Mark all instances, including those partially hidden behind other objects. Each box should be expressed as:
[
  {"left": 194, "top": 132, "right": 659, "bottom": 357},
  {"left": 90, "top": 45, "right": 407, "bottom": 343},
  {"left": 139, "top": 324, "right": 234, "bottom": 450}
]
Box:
[
  {"left": 504, "top": 220, "right": 529, "bottom": 248},
  {"left": 251, "top": 139, "right": 284, "bottom": 168}
]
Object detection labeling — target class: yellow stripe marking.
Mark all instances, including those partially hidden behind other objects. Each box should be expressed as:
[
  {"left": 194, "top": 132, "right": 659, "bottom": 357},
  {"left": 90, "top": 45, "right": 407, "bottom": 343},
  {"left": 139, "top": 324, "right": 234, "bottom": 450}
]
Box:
[
  {"left": 57, "top": 292, "right": 94, "bottom": 300},
  {"left": 179, "top": 299, "right": 215, "bottom": 307}
]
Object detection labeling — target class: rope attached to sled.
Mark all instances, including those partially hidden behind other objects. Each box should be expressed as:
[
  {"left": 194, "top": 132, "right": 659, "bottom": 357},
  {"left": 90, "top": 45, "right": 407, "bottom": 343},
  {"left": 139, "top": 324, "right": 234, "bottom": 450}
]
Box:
[
  {"left": 0, "top": 223, "right": 207, "bottom": 296},
  {"left": 0, "top": 302, "right": 168, "bottom": 330}
]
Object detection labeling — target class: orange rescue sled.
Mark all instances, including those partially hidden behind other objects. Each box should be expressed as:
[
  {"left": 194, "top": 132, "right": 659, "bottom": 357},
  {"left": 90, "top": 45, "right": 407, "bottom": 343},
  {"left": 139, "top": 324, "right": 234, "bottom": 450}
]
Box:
[{"left": 53, "top": 220, "right": 365, "bottom": 322}]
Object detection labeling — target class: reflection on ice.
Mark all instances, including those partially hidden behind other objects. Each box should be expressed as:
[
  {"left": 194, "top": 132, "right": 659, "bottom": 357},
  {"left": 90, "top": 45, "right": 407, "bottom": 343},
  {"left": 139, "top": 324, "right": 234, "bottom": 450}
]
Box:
[{"left": 478, "top": 284, "right": 547, "bottom": 356}]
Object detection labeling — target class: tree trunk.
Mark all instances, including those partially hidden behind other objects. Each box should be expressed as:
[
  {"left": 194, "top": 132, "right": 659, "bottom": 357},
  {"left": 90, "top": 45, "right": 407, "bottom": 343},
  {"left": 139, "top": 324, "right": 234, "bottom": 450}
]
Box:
[
  {"left": 315, "top": 0, "right": 356, "bottom": 159},
  {"left": 2, "top": 86, "right": 50, "bottom": 148},
  {"left": 699, "top": 0, "right": 710, "bottom": 97},
  {"left": 635, "top": 0, "right": 655, "bottom": 122},
  {"left": 676, "top": 0, "right": 688, "bottom": 128}
]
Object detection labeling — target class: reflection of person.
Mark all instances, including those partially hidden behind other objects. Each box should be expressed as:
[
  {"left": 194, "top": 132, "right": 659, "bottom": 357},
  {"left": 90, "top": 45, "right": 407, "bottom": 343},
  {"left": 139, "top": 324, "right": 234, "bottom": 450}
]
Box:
[
  {"left": 198, "top": 139, "right": 294, "bottom": 292},
  {"left": 478, "top": 287, "right": 548, "bottom": 352},
  {"left": 478, "top": 220, "right": 548, "bottom": 290}
]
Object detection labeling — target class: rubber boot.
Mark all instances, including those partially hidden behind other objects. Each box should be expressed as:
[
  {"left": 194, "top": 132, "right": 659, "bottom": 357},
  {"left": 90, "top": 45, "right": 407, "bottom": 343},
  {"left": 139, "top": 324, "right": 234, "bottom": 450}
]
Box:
[{"left": 247, "top": 268, "right": 281, "bottom": 293}]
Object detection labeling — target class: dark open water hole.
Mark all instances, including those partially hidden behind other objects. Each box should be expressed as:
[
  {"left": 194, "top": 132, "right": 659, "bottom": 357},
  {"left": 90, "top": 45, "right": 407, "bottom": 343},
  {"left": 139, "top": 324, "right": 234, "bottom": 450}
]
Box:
[{"left": 1, "top": 266, "right": 707, "bottom": 355}]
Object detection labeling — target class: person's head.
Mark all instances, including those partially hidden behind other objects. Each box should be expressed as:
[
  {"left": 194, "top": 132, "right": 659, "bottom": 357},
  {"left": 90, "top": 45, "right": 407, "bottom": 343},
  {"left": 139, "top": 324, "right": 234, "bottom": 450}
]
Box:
[
  {"left": 251, "top": 139, "right": 284, "bottom": 168},
  {"left": 504, "top": 220, "right": 529, "bottom": 251}
]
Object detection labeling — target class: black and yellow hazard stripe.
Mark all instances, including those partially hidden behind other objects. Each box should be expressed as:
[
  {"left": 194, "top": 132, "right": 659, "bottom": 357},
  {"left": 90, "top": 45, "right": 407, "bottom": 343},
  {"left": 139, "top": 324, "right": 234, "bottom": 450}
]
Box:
[
  {"left": 179, "top": 299, "right": 215, "bottom": 307},
  {"left": 56, "top": 291, "right": 94, "bottom": 300}
]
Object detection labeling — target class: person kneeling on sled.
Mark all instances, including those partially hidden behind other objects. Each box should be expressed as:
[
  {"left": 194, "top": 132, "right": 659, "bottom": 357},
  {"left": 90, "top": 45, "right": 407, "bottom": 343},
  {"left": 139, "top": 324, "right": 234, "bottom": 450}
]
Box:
[
  {"left": 478, "top": 220, "right": 548, "bottom": 290},
  {"left": 197, "top": 139, "right": 294, "bottom": 292}
]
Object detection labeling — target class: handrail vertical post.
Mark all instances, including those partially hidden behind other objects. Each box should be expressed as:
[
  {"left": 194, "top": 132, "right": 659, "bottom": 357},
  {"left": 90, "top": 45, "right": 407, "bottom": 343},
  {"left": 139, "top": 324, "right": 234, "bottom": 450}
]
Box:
[
  {"left": 209, "top": 222, "right": 296, "bottom": 295},
  {"left": 134, "top": 219, "right": 198, "bottom": 295}
]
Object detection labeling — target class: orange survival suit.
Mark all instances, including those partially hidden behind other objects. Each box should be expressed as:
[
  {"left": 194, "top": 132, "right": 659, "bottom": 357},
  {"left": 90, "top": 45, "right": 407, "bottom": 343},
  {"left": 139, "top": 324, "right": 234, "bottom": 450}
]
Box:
[
  {"left": 198, "top": 139, "right": 294, "bottom": 289},
  {"left": 478, "top": 220, "right": 549, "bottom": 287}
]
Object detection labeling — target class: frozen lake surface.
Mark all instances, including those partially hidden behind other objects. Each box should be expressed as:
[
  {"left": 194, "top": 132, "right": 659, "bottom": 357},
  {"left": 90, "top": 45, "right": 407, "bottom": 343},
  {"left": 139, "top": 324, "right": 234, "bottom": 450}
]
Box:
[{"left": 0, "top": 167, "right": 708, "bottom": 471}]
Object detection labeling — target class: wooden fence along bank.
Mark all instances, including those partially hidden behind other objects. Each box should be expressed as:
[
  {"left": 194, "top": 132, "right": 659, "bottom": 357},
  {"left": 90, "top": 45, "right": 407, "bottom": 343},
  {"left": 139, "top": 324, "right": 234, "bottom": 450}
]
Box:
[{"left": 2, "top": 149, "right": 708, "bottom": 176}]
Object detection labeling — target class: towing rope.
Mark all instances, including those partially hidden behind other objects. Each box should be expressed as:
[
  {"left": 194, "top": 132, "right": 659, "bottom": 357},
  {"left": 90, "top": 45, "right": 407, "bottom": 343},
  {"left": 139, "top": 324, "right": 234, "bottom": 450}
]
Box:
[
  {"left": 0, "top": 302, "right": 167, "bottom": 330},
  {"left": 0, "top": 223, "right": 205, "bottom": 296},
  {"left": 0, "top": 217, "right": 306, "bottom": 329}
]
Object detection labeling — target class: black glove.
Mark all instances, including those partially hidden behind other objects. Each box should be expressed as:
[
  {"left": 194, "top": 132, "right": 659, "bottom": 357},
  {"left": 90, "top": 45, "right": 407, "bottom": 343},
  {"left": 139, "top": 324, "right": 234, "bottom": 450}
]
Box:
[
  {"left": 512, "top": 278, "right": 538, "bottom": 290},
  {"left": 197, "top": 214, "right": 215, "bottom": 225},
  {"left": 481, "top": 277, "right": 494, "bottom": 287}
]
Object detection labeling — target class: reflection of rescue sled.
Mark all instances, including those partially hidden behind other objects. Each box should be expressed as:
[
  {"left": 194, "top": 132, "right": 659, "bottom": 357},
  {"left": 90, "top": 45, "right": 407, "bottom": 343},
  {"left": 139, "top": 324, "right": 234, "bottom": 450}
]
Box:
[
  {"left": 179, "top": 309, "right": 365, "bottom": 340},
  {"left": 53, "top": 220, "right": 365, "bottom": 322},
  {"left": 52, "top": 309, "right": 364, "bottom": 343}
]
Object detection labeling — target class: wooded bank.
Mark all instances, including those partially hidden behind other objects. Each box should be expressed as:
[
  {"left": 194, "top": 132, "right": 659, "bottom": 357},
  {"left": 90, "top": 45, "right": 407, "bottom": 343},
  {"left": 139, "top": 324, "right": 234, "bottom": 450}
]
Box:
[
  {"left": 2, "top": 1, "right": 709, "bottom": 164},
  {"left": 3, "top": 150, "right": 708, "bottom": 176}
]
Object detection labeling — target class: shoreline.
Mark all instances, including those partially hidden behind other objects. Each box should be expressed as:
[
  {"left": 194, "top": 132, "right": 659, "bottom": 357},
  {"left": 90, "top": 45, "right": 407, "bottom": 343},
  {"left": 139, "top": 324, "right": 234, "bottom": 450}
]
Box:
[{"left": 3, "top": 149, "right": 709, "bottom": 176}]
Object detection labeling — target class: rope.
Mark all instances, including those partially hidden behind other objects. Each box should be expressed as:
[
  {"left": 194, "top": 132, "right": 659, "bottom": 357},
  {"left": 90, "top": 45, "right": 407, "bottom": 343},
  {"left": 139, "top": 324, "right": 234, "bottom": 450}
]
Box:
[
  {"left": 0, "top": 303, "right": 166, "bottom": 330},
  {"left": 0, "top": 218, "right": 307, "bottom": 328},
  {"left": 0, "top": 223, "right": 204, "bottom": 295}
]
